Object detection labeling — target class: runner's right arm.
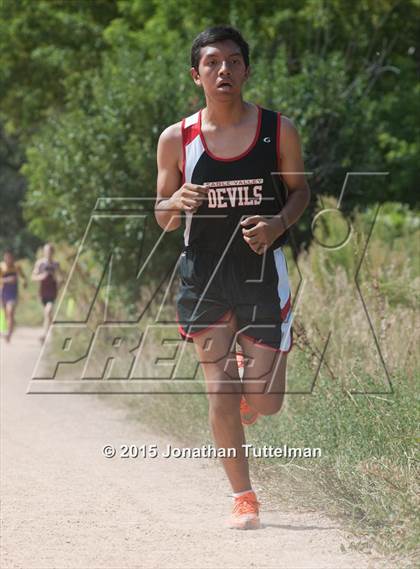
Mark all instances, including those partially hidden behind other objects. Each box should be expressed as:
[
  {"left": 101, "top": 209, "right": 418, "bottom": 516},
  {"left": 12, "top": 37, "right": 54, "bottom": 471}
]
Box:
[
  {"left": 155, "top": 123, "right": 207, "bottom": 232},
  {"left": 31, "top": 260, "right": 47, "bottom": 282}
]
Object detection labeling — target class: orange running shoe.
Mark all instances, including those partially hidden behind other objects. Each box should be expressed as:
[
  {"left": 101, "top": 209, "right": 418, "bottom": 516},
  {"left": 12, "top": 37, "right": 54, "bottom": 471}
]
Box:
[
  {"left": 227, "top": 491, "right": 261, "bottom": 530},
  {"left": 240, "top": 395, "right": 259, "bottom": 426}
]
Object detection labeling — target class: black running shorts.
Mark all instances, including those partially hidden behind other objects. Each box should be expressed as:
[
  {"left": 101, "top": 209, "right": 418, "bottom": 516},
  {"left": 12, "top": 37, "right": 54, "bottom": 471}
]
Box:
[{"left": 176, "top": 243, "right": 293, "bottom": 352}]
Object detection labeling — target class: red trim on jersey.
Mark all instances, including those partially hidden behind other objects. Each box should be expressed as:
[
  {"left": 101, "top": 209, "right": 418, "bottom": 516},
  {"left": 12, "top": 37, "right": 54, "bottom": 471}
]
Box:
[
  {"left": 280, "top": 294, "right": 291, "bottom": 321},
  {"left": 181, "top": 114, "right": 201, "bottom": 183},
  {"left": 183, "top": 117, "right": 201, "bottom": 146},
  {"left": 238, "top": 331, "right": 293, "bottom": 354},
  {"left": 276, "top": 112, "right": 282, "bottom": 170},
  {"left": 198, "top": 105, "right": 262, "bottom": 162},
  {"left": 181, "top": 118, "right": 186, "bottom": 184}
]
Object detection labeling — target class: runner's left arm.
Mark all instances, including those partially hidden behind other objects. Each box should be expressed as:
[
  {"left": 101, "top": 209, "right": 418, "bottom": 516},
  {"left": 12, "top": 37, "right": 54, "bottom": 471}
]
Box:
[
  {"left": 241, "top": 116, "right": 310, "bottom": 254},
  {"left": 271, "top": 116, "right": 311, "bottom": 235}
]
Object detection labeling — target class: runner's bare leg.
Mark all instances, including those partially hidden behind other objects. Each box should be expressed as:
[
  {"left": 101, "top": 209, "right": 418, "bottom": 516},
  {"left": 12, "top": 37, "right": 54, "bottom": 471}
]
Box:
[
  {"left": 192, "top": 310, "right": 252, "bottom": 493},
  {"left": 238, "top": 333, "right": 287, "bottom": 415},
  {"left": 5, "top": 302, "right": 15, "bottom": 342},
  {"left": 43, "top": 301, "right": 53, "bottom": 339}
]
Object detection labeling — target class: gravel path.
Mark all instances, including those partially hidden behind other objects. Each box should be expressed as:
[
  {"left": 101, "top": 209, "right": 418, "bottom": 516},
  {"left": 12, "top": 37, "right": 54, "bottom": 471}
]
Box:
[{"left": 1, "top": 327, "right": 386, "bottom": 568}]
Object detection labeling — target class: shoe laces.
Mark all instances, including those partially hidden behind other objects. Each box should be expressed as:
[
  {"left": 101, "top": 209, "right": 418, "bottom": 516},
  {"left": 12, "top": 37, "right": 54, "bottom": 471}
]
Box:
[{"left": 233, "top": 493, "right": 260, "bottom": 516}]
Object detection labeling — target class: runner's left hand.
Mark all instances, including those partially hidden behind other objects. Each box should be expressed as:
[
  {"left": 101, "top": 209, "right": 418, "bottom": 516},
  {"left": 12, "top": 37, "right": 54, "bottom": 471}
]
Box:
[{"left": 241, "top": 216, "right": 281, "bottom": 255}]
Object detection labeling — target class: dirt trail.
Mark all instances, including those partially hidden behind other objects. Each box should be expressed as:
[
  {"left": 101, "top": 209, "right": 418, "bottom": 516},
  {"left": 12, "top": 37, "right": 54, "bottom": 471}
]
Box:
[{"left": 1, "top": 327, "right": 386, "bottom": 569}]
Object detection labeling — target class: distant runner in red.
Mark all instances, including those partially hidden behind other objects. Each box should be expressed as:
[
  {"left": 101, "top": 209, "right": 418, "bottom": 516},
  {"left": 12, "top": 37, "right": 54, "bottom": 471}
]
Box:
[
  {"left": 31, "top": 243, "right": 63, "bottom": 343},
  {"left": 155, "top": 26, "right": 310, "bottom": 529}
]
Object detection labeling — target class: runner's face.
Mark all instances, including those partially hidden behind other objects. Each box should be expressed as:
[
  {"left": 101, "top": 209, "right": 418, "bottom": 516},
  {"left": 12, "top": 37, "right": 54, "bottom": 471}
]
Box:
[
  {"left": 192, "top": 40, "right": 249, "bottom": 98},
  {"left": 44, "top": 244, "right": 54, "bottom": 259},
  {"left": 4, "top": 252, "right": 13, "bottom": 266}
]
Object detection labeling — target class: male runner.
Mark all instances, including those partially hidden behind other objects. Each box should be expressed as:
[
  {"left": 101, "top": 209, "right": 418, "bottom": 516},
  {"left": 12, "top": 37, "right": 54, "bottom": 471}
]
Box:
[
  {"left": 154, "top": 26, "right": 310, "bottom": 529},
  {"left": 0, "top": 249, "right": 27, "bottom": 342},
  {"left": 31, "top": 243, "right": 63, "bottom": 342}
]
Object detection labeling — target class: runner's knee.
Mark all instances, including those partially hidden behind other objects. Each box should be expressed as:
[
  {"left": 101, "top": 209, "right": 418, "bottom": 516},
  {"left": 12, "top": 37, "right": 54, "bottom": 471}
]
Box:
[{"left": 206, "top": 378, "right": 241, "bottom": 415}]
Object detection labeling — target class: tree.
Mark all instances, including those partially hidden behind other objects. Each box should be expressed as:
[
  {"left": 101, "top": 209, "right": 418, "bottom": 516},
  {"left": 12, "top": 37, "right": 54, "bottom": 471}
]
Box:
[
  {"left": 0, "top": 123, "right": 40, "bottom": 256},
  {"left": 0, "top": 0, "right": 119, "bottom": 136}
]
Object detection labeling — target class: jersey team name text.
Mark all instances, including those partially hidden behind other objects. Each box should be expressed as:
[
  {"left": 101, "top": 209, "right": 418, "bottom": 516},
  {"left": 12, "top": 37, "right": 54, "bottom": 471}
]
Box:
[{"left": 204, "top": 178, "right": 263, "bottom": 208}]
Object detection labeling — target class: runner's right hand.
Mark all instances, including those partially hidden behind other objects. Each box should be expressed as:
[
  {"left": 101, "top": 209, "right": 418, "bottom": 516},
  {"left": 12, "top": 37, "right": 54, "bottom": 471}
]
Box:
[{"left": 170, "top": 183, "right": 208, "bottom": 213}]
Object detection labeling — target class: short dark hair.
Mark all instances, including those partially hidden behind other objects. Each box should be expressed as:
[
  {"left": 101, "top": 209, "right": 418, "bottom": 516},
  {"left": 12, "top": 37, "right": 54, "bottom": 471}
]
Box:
[{"left": 191, "top": 25, "right": 250, "bottom": 70}]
